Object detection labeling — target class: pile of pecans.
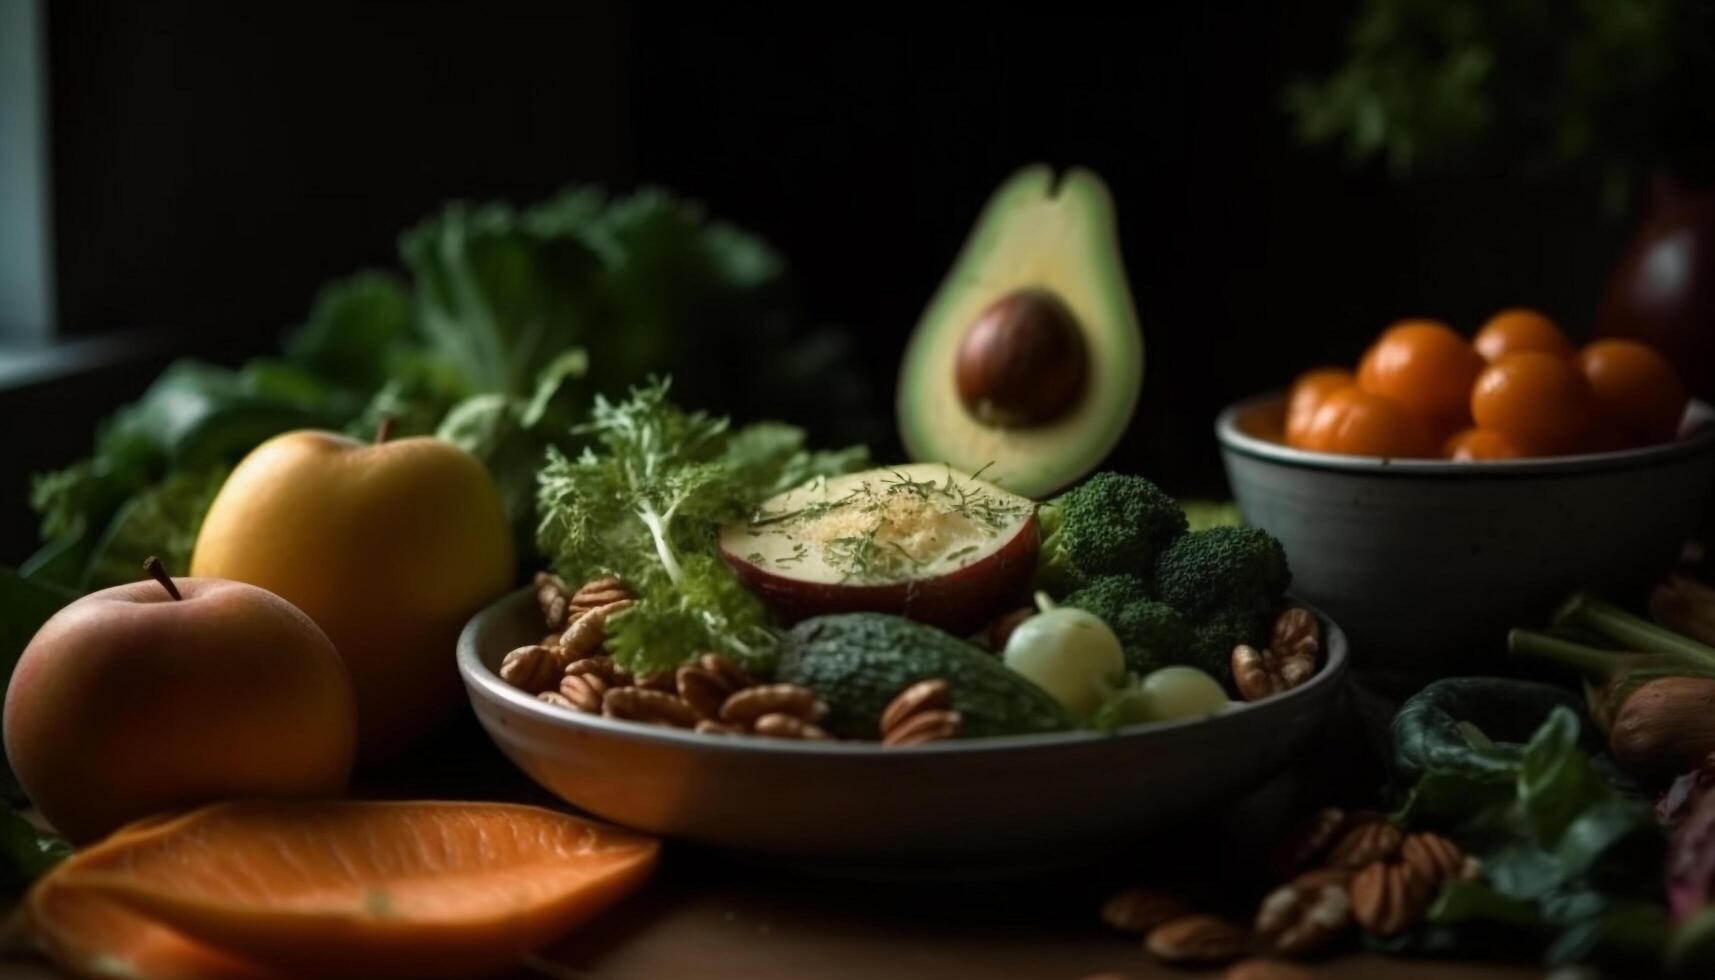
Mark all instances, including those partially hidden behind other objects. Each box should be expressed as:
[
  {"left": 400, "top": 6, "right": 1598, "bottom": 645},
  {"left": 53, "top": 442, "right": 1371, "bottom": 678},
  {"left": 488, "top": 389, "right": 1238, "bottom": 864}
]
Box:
[
  {"left": 1101, "top": 808, "right": 1481, "bottom": 975},
  {"left": 1231, "top": 607, "right": 1322, "bottom": 702},
  {"left": 505, "top": 573, "right": 963, "bottom": 746}
]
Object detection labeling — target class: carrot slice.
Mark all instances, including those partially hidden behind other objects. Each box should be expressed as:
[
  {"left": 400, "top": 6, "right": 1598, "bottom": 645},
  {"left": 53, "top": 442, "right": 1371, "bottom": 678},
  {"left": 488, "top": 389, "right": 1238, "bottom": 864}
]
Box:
[{"left": 28, "top": 800, "right": 659, "bottom": 979}]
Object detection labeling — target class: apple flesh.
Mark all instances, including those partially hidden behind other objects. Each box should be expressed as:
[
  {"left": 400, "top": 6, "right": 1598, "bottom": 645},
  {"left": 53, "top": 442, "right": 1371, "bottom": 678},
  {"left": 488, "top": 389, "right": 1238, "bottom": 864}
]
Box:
[
  {"left": 191, "top": 429, "right": 514, "bottom": 762},
  {"left": 719, "top": 463, "right": 1039, "bottom": 635},
  {"left": 4, "top": 575, "right": 356, "bottom": 843}
]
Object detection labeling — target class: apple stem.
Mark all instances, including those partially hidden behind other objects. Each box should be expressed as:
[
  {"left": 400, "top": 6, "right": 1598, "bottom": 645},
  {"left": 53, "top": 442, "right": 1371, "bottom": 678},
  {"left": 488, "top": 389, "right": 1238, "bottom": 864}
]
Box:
[
  {"left": 143, "top": 556, "right": 182, "bottom": 601},
  {"left": 374, "top": 415, "right": 396, "bottom": 445}
]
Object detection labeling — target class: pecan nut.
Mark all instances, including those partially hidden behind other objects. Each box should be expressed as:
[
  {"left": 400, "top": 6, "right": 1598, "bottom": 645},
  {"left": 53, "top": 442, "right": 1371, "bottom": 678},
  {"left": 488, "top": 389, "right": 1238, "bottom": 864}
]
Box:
[
  {"left": 570, "top": 576, "right": 631, "bottom": 617},
  {"left": 880, "top": 679, "right": 951, "bottom": 735},
  {"left": 882, "top": 709, "right": 962, "bottom": 746},
  {"left": 602, "top": 687, "right": 699, "bottom": 728},
  {"left": 1399, "top": 832, "right": 1466, "bottom": 887},
  {"left": 565, "top": 655, "right": 631, "bottom": 687},
  {"left": 1144, "top": 915, "right": 1249, "bottom": 966},
  {"left": 1100, "top": 887, "right": 1191, "bottom": 934},
  {"left": 1255, "top": 877, "right": 1351, "bottom": 957},
  {"left": 694, "top": 719, "right": 740, "bottom": 735},
  {"left": 720, "top": 684, "right": 824, "bottom": 727},
  {"left": 537, "top": 690, "right": 576, "bottom": 710},
  {"left": 1270, "top": 806, "right": 1348, "bottom": 878},
  {"left": 697, "top": 652, "right": 754, "bottom": 691},
  {"left": 535, "top": 571, "right": 573, "bottom": 630},
  {"left": 558, "top": 598, "right": 634, "bottom": 658},
  {"left": 500, "top": 644, "right": 568, "bottom": 694},
  {"left": 1327, "top": 818, "right": 1403, "bottom": 870},
  {"left": 557, "top": 672, "right": 609, "bottom": 713},
  {"left": 752, "top": 713, "right": 832, "bottom": 740},
  {"left": 1291, "top": 867, "right": 1355, "bottom": 890},
  {"left": 676, "top": 665, "right": 734, "bottom": 720},
  {"left": 635, "top": 669, "right": 679, "bottom": 694},
  {"left": 1232, "top": 643, "right": 1318, "bottom": 702},
  {"left": 1271, "top": 607, "right": 1320, "bottom": 661},
  {"left": 1226, "top": 960, "right": 1315, "bottom": 980},
  {"left": 1350, "top": 860, "right": 1432, "bottom": 936}
]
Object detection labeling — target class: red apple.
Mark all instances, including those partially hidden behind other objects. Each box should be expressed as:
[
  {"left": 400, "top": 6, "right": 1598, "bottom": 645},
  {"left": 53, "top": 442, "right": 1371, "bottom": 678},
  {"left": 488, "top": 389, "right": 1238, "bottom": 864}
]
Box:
[
  {"left": 4, "top": 560, "right": 356, "bottom": 842},
  {"left": 719, "top": 463, "right": 1040, "bottom": 634}
]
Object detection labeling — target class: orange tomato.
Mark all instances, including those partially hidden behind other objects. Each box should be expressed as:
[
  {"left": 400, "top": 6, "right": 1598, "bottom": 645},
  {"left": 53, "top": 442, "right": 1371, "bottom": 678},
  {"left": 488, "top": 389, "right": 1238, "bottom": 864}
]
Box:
[
  {"left": 1357, "top": 320, "right": 1484, "bottom": 427},
  {"left": 1443, "top": 427, "right": 1526, "bottom": 461},
  {"left": 1577, "top": 339, "right": 1688, "bottom": 445},
  {"left": 1285, "top": 367, "right": 1356, "bottom": 447},
  {"left": 1473, "top": 308, "right": 1574, "bottom": 362},
  {"left": 1301, "top": 387, "right": 1434, "bottom": 458},
  {"left": 1470, "top": 351, "right": 1593, "bottom": 455}
]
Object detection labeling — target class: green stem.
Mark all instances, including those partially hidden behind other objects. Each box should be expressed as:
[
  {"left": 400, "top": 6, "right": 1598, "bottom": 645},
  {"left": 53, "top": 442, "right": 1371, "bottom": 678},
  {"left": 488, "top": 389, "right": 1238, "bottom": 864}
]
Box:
[
  {"left": 1556, "top": 592, "right": 1715, "bottom": 667},
  {"left": 1508, "top": 628, "right": 1628, "bottom": 680}
]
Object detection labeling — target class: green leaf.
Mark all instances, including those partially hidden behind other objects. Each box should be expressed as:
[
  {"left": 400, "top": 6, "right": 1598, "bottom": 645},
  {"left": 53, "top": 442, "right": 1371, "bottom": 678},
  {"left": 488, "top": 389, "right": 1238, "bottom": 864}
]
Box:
[
  {"left": 0, "top": 808, "right": 69, "bottom": 891},
  {"left": 80, "top": 465, "right": 232, "bottom": 591},
  {"left": 282, "top": 272, "right": 415, "bottom": 392}
]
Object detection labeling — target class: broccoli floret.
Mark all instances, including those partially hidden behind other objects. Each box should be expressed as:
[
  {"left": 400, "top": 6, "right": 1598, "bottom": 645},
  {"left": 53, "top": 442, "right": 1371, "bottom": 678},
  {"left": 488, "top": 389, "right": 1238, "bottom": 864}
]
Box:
[
  {"left": 1154, "top": 525, "right": 1291, "bottom": 620},
  {"left": 1188, "top": 600, "right": 1272, "bottom": 680},
  {"left": 1064, "top": 575, "right": 1194, "bottom": 674},
  {"left": 1036, "top": 473, "right": 1188, "bottom": 593}
]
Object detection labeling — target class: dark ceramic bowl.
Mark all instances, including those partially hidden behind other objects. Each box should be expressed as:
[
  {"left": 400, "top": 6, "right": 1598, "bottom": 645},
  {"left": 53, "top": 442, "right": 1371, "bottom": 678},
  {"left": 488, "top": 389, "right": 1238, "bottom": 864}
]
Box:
[
  {"left": 457, "top": 587, "right": 1347, "bottom": 872},
  {"left": 1218, "top": 395, "right": 1715, "bottom": 687}
]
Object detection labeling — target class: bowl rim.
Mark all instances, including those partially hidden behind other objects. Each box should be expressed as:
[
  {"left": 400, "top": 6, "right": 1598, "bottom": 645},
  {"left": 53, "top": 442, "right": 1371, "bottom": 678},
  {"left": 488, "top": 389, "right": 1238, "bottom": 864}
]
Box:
[
  {"left": 1216, "top": 392, "right": 1715, "bottom": 479},
  {"left": 457, "top": 588, "right": 1350, "bottom": 758}
]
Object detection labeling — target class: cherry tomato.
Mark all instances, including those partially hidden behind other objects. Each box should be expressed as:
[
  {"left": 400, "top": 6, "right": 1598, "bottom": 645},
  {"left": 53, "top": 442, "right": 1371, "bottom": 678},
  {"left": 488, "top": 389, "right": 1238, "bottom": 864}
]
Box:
[
  {"left": 1473, "top": 309, "right": 1574, "bottom": 362},
  {"left": 1577, "top": 339, "right": 1688, "bottom": 446},
  {"left": 1285, "top": 368, "right": 1356, "bottom": 448},
  {"left": 1470, "top": 351, "right": 1593, "bottom": 455},
  {"left": 1301, "top": 387, "right": 1434, "bottom": 458},
  {"left": 1357, "top": 320, "right": 1484, "bottom": 427},
  {"left": 1442, "top": 427, "right": 1526, "bottom": 461}
]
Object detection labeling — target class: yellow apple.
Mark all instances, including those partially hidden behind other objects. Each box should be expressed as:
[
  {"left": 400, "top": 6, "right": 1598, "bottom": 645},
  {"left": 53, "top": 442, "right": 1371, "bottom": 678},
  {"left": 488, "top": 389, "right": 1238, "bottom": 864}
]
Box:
[
  {"left": 191, "top": 427, "right": 514, "bottom": 761},
  {"left": 5, "top": 564, "right": 356, "bottom": 843}
]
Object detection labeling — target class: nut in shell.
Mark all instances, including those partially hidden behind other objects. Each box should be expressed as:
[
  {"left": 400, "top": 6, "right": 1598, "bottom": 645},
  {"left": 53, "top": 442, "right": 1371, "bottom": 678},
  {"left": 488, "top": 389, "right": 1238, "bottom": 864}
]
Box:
[
  {"left": 499, "top": 644, "right": 567, "bottom": 694},
  {"left": 720, "top": 684, "right": 821, "bottom": 727},
  {"left": 1255, "top": 878, "right": 1351, "bottom": 957},
  {"left": 1350, "top": 860, "right": 1432, "bottom": 937},
  {"left": 1100, "top": 887, "right": 1190, "bottom": 934},
  {"left": 1327, "top": 817, "right": 1403, "bottom": 870},
  {"left": 1144, "top": 914, "right": 1249, "bottom": 967},
  {"left": 602, "top": 687, "right": 699, "bottom": 729},
  {"left": 1231, "top": 643, "right": 1317, "bottom": 702}
]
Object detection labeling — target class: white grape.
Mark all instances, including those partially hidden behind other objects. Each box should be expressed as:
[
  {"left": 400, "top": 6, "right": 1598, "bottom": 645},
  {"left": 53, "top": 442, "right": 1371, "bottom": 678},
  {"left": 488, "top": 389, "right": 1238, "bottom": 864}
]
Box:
[
  {"left": 1002, "top": 607, "right": 1125, "bottom": 717},
  {"left": 1138, "top": 666, "right": 1227, "bottom": 721}
]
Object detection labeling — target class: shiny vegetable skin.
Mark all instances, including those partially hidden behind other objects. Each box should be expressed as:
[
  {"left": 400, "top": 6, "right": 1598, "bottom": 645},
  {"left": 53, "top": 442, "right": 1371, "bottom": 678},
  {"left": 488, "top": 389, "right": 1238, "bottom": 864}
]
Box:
[
  {"left": 1063, "top": 576, "right": 1193, "bottom": 675},
  {"left": 1037, "top": 473, "right": 1188, "bottom": 590},
  {"left": 1390, "top": 677, "right": 1590, "bottom": 783},
  {"left": 774, "top": 613, "right": 1074, "bottom": 738}
]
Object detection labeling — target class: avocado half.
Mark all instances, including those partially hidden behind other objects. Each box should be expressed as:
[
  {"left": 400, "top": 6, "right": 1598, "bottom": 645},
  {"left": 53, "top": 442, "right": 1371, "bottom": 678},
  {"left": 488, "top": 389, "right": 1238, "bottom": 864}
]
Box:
[{"left": 897, "top": 165, "right": 1143, "bottom": 499}]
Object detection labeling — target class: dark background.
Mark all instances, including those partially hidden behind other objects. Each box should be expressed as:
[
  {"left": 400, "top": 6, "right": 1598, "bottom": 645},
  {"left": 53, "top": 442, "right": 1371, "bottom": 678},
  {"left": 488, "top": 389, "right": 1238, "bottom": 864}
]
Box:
[{"left": 7, "top": 1, "right": 1633, "bottom": 557}]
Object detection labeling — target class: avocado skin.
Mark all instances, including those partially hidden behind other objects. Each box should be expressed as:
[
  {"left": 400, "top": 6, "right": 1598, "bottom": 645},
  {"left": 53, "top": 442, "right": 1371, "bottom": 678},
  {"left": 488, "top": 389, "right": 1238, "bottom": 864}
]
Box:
[{"left": 775, "top": 613, "right": 1075, "bottom": 739}]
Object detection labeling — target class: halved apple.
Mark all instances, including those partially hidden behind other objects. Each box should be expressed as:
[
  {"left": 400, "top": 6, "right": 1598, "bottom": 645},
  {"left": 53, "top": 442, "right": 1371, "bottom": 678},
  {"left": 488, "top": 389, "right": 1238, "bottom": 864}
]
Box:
[{"left": 719, "top": 463, "right": 1039, "bottom": 634}]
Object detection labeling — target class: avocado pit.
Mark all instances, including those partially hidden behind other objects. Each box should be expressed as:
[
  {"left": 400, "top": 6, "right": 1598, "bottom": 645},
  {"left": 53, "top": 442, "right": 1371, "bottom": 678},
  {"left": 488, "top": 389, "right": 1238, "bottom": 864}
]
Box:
[{"left": 954, "top": 289, "right": 1089, "bottom": 428}]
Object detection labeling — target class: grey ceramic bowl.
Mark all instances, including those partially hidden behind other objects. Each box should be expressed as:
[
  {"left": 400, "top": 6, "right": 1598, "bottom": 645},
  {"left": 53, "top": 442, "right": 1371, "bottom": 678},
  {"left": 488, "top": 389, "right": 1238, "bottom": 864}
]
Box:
[
  {"left": 1218, "top": 394, "right": 1715, "bottom": 687},
  {"left": 457, "top": 588, "right": 1347, "bottom": 871}
]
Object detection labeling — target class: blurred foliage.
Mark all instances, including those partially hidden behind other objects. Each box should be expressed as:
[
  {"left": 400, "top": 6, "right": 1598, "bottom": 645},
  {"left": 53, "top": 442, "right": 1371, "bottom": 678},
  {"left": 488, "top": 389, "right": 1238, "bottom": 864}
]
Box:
[{"left": 1286, "top": 0, "right": 1715, "bottom": 210}]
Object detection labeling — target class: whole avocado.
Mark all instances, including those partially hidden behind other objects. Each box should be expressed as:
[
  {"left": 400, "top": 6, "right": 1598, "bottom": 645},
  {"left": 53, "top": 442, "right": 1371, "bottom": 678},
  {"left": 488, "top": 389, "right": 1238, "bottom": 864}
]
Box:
[{"left": 774, "top": 613, "right": 1074, "bottom": 739}]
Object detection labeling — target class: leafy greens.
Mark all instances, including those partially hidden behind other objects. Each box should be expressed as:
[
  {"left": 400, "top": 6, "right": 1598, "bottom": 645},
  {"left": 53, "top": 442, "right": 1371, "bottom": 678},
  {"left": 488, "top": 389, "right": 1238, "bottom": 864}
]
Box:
[{"left": 536, "top": 379, "right": 866, "bottom": 674}]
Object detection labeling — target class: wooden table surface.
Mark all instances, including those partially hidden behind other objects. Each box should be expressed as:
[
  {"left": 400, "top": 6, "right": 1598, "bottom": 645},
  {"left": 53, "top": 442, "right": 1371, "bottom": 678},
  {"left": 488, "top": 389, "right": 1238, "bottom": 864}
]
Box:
[{"left": 6, "top": 704, "right": 1551, "bottom": 979}]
